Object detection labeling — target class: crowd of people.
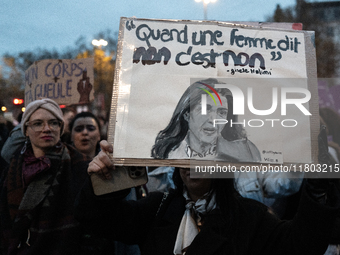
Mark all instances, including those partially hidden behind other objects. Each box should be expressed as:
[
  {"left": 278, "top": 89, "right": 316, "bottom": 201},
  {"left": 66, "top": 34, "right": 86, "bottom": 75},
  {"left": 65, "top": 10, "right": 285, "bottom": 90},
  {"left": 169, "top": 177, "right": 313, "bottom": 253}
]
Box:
[{"left": 0, "top": 96, "right": 339, "bottom": 255}]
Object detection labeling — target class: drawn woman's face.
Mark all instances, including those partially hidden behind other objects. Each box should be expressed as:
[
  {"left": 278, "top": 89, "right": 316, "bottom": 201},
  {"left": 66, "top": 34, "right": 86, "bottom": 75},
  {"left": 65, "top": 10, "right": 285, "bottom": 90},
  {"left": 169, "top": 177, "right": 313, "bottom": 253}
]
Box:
[{"left": 186, "top": 95, "right": 228, "bottom": 146}]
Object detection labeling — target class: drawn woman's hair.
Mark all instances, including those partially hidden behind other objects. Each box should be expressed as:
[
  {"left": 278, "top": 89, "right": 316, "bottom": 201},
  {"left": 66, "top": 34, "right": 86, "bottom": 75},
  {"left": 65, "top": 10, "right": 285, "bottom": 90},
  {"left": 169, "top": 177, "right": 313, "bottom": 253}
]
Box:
[{"left": 151, "top": 78, "right": 246, "bottom": 159}]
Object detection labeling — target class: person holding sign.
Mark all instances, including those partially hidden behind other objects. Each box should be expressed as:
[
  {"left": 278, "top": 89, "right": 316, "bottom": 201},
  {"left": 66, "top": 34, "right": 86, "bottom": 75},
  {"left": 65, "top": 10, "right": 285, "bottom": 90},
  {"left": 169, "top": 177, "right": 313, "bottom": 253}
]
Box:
[
  {"left": 76, "top": 133, "right": 339, "bottom": 255},
  {"left": 0, "top": 98, "right": 90, "bottom": 255},
  {"left": 151, "top": 78, "right": 261, "bottom": 162}
]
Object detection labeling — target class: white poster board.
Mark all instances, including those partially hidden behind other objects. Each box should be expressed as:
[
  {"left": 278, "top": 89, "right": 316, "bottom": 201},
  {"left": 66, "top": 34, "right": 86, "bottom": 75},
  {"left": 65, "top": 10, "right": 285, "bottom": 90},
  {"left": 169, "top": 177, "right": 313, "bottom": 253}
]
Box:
[
  {"left": 24, "top": 58, "right": 94, "bottom": 106},
  {"left": 108, "top": 17, "right": 318, "bottom": 168}
]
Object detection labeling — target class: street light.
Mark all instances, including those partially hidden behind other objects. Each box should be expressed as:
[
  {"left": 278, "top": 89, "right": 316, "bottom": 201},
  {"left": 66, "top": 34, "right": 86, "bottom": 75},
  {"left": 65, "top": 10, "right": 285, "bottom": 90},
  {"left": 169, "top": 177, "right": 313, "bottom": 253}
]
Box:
[
  {"left": 92, "top": 39, "right": 108, "bottom": 49},
  {"left": 195, "top": 0, "right": 217, "bottom": 20}
]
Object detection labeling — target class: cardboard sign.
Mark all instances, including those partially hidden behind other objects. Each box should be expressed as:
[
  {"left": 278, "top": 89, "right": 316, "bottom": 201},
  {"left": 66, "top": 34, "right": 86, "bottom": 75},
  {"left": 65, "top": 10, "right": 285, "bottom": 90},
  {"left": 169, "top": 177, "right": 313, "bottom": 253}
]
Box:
[
  {"left": 108, "top": 17, "right": 318, "bottom": 168},
  {"left": 24, "top": 58, "right": 94, "bottom": 106}
]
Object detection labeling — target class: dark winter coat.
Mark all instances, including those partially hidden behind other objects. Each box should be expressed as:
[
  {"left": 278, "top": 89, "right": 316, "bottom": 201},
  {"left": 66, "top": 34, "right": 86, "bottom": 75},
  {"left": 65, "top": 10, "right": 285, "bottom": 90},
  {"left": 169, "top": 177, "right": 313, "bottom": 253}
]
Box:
[
  {"left": 0, "top": 143, "right": 90, "bottom": 255},
  {"left": 76, "top": 180, "right": 340, "bottom": 255}
]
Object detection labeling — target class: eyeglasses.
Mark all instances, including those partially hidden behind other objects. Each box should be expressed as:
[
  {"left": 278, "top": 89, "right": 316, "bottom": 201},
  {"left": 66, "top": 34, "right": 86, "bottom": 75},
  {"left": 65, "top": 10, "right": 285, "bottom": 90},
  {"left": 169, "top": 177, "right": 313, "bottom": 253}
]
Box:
[
  {"left": 25, "top": 119, "right": 62, "bottom": 132},
  {"left": 73, "top": 125, "right": 97, "bottom": 133}
]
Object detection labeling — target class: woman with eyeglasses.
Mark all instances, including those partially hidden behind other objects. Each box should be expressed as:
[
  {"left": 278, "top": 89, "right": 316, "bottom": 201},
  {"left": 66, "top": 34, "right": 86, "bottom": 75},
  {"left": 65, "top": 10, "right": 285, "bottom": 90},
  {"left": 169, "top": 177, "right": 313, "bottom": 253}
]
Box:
[
  {"left": 69, "top": 112, "right": 101, "bottom": 159},
  {"left": 0, "top": 98, "right": 90, "bottom": 255}
]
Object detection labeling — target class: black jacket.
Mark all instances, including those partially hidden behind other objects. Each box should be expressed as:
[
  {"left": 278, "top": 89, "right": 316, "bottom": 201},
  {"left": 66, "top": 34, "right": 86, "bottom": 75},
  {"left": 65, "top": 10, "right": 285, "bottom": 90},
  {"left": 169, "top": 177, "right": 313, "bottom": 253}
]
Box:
[{"left": 76, "top": 181, "right": 339, "bottom": 255}]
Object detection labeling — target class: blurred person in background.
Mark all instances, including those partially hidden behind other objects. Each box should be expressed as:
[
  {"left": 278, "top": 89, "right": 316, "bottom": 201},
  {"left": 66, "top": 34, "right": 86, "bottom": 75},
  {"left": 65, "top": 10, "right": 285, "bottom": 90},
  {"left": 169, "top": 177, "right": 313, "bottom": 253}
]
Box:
[
  {"left": 234, "top": 170, "right": 304, "bottom": 219},
  {"left": 1, "top": 111, "right": 25, "bottom": 165},
  {"left": 98, "top": 115, "right": 109, "bottom": 140},
  {"left": 70, "top": 111, "right": 126, "bottom": 255},
  {"left": 68, "top": 112, "right": 174, "bottom": 255},
  {"left": 69, "top": 111, "right": 101, "bottom": 159},
  {"left": 320, "top": 107, "right": 340, "bottom": 164},
  {"left": 61, "top": 106, "right": 76, "bottom": 144},
  {"left": 318, "top": 108, "right": 340, "bottom": 255},
  {"left": 0, "top": 113, "right": 10, "bottom": 170}
]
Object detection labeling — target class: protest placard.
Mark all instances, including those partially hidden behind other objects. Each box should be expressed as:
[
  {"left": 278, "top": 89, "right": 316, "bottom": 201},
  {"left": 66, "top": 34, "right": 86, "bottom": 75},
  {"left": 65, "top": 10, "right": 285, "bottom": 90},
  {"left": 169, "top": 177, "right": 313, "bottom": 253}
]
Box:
[
  {"left": 24, "top": 58, "right": 94, "bottom": 106},
  {"left": 108, "top": 17, "right": 318, "bottom": 168}
]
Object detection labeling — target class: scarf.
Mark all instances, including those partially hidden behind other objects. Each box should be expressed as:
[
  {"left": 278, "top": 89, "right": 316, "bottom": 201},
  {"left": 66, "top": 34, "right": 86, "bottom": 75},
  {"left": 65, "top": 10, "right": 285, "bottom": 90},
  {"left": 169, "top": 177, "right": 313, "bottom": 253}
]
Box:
[
  {"left": 173, "top": 190, "right": 216, "bottom": 255},
  {"left": 22, "top": 148, "right": 51, "bottom": 188},
  {"left": 0, "top": 143, "right": 90, "bottom": 255}
]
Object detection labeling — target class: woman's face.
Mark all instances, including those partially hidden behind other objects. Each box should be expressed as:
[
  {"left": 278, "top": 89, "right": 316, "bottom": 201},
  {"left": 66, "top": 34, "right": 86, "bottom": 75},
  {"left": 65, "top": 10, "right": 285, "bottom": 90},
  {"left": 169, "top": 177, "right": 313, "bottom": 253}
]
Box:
[
  {"left": 179, "top": 168, "right": 212, "bottom": 201},
  {"left": 25, "top": 108, "right": 61, "bottom": 157},
  {"left": 71, "top": 117, "right": 101, "bottom": 158}
]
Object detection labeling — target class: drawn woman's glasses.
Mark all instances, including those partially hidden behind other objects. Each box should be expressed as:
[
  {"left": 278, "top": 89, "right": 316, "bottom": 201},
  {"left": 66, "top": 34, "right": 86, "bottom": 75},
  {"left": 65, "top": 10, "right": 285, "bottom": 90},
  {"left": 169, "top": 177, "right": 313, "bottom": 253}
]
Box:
[{"left": 25, "top": 119, "right": 62, "bottom": 132}]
